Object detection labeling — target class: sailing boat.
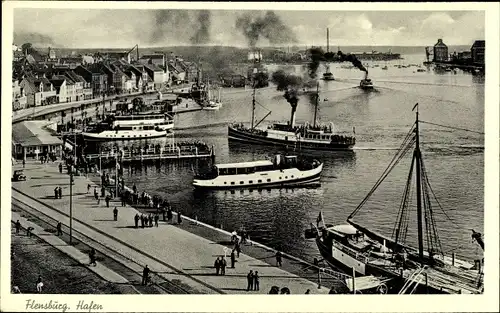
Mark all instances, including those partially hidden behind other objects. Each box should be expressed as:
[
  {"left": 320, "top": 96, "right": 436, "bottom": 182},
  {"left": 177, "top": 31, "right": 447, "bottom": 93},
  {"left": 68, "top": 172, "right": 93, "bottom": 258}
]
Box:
[
  {"left": 322, "top": 28, "right": 335, "bottom": 81},
  {"left": 310, "top": 104, "right": 484, "bottom": 294},
  {"left": 203, "top": 80, "right": 222, "bottom": 110},
  {"left": 227, "top": 84, "right": 356, "bottom": 151}
]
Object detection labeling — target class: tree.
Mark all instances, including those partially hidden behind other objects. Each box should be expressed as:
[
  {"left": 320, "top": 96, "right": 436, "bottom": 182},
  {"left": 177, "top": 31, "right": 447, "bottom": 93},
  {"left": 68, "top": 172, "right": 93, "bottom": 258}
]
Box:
[{"left": 21, "top": 43, "right": 33, "bottom": 55}]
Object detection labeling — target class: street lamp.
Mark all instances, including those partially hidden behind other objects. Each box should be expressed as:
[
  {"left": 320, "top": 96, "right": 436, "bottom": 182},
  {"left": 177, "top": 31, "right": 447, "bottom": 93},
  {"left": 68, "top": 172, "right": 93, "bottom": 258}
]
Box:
[{"left": 69, "top": 165, "right": 74, "bottom": 244}]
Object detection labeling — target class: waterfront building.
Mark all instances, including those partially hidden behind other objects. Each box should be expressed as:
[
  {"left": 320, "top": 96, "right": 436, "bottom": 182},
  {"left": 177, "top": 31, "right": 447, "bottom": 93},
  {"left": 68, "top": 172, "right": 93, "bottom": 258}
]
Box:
[
  {"left": 138, "top": 54, "right": 165, "bottom": 67},
  {"left": 74, "top": 64, "right": 108, "bottom": 98},
  {"left": 50, "top": 75, "right": 73, "bottom": 103},
  {"left": 104, "top": 51, "right": 131, "bottom": 64},
  {"left": 12, "top": 80, "right": 27, "bottom": 111},
  {"left": 131, "top": 64, "right": 154, "bottom": 91},
  {"left": 178, "top": 61, "right": 198, "bottom": 83},
  {"left": 433, "top": 39, "right": 449, "bottom": 62},
  {"left": 20, "top": 76, "right": 57, "bottom": 107},
  {"left": 167, "top": 62, "right": 186, "bottom": 84},
  {"left": 12, "top": 121, "right": 63, "bottom": 160},
  {"left": 471, "top": 40, "right": 485, "bottom": 65},
  {"left": 64, "top": 71, "right": 87, "bottom": 101},
  {"left": 144, "top": 64, "right": 167, "bottom": 90},
  {"left": 59, "top": 57, "right": 83, "bottom": 69}
]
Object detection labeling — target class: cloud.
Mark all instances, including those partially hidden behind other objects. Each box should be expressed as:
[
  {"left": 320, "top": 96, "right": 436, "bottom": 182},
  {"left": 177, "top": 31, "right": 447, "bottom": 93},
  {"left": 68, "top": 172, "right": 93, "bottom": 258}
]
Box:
[{"left": 12, "top": 9, "right": 485, "bottom": 48}]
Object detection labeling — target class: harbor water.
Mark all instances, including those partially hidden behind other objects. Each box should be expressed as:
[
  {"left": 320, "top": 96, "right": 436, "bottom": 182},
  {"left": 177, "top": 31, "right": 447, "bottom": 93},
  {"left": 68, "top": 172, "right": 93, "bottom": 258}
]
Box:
[{"left": 93, "top": 53, "right": 484, "bottom": 266}]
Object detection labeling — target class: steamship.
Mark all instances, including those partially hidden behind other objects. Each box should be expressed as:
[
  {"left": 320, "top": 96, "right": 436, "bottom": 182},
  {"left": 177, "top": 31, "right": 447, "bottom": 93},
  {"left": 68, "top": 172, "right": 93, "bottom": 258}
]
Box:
[
  {"left": 228, "top": 85, "right": 356, "bottom": 151},
  {"left": 82, "top": 113, "right": 174, "bottom": 141}
]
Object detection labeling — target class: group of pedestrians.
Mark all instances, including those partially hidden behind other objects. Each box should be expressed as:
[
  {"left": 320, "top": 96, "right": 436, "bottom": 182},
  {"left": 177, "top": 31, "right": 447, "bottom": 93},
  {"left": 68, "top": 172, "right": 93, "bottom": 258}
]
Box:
[
  {"left": 214, "top": 257, "right": 227, "bottom": 275},
  {"left": 246, "top": 270, "right": 260, "bottom": 291},
  {"left": 134, "top": 213, "right": 160, "bottom": 228}
]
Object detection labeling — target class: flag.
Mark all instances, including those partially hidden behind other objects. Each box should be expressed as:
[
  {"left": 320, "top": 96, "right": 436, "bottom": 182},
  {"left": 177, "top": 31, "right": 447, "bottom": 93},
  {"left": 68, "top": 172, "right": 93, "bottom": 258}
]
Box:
[
  {"left": 316, "top": 212, "right": 323, "bottom": 227},
  {"left": 412, "top": 103, "right": 419, "bottom": 112}
]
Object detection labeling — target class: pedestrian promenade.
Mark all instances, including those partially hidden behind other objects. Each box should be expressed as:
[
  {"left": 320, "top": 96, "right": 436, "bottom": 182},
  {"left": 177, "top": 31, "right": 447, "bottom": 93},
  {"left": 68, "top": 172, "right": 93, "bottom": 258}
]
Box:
[
  {"left": 11, "top": 161, "right": 331, "bottom": 294},
  {"left": 11, "top": 210, "right": 129, "bottom": 285}
]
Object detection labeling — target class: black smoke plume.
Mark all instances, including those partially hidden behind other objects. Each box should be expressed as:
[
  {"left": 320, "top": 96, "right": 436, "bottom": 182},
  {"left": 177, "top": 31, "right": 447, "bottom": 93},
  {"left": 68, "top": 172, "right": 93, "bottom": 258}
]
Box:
[
  {"left": 271, "top": 70, "right": 303, "bottom": 91},
  {"left": 308, "top": 47, "right": 325, "bottom": 79},
  {"left": 271, "top": 70, "right": 302, "bottom": 112},
  {"left": 190, "top": 10, "right": 211, "bottom": 44},
  {"left": 235, "top": 11, "right": 296, "bottom": 48},
  {"left": 337, "top": 51, "right": 367, "bottom": 73}
]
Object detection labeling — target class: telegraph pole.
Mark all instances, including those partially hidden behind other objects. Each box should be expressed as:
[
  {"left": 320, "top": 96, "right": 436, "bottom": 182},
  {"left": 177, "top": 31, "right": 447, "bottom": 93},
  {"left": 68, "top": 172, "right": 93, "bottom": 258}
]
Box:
[{"left": 69, "top": 165, "right": 74, "bottom": 244}]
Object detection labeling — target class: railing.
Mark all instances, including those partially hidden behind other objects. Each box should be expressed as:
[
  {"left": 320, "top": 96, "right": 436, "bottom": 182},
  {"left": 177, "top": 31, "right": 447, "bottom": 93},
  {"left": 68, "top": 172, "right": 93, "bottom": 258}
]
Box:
[{"left": 332, "top": 241, "right": 370, "bottom": 264}]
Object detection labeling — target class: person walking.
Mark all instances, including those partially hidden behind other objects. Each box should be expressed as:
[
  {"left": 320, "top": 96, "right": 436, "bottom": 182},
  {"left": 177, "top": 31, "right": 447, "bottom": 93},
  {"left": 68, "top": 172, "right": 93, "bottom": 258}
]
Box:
[
  {"left": 94, "top": 187, "right": 98, "bottom": 200},
  {"left": 220, "top": 257, "right": 227, "bottom": 276},
  {"left": 177, "top": 211, "right": 182, "bottom": 225},
  {"left": 89, "top": 248, "right": 97, "bottom": 266},
  {"left": 246, "top": 270, "right": 254, "bottom": 291},
  {"left": 276, "top": 251, "right": 283, "bottom": 267},
  {"left": 22, "top": 159, "right": 25, "bottom": 168},
  {"left": 113, "top": 207, "right": 118, "bottom": 221},
  {"left": 134, "top": 213, "right": 139, "bottom": 228},
  {"left": 87, "top": 184, "right": 91, "bottom": 194},
  {"left": 253, "top": 271, "right": 260, "bottom": 291},
  {"left": 58, "top": 187, "right": 62, "bottom": 199},
  {"left": 15, "top": 220, "right": 21, "bottom": 234},
  {"left": 154, "top": 214, "right": 159, "bottom": 227},
  {"left": 59, "top": 163, "right": 63, "bottom": 173},
  {"left": 27, "top": 227, "right": 34, "bottom": 238},
  {"left": 105, "top": 195, "right": 111, "bottom": 208},
  {"left": 230, "top": 250, "right": 236, "bottom": 268},
  {"left": 214, "top": 257, "right": 221, "bottom": 275},
  {"left": 235, "top": 241, "right": 241, "bottom": 258},
  {"left": 56, "top": 222, "right": 63, "bottom": 236},
  {"left": 305, "top": 289, "right": 311, "bottom": 294},
  {"left": 167, "top": 209, "right": 172, "bottom": 223},
  {"left": 148, "top": 214, "right": 153, "bottom": 227},
  {"left": 142, "top": 265, "right": 150, "bottom": 286},
  {"left": 36, "top": 275, "right": 43, "bottom": 293},
  {"left": 54, "top": 187, "right": 59, "bottom": 199},
  {"left": 140, "top": 215, "right": 145, "bottom": 228}
]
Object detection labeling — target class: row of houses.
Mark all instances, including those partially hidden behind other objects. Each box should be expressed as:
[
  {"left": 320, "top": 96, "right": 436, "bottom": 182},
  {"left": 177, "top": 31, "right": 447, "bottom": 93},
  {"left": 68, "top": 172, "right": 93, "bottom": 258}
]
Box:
[{"left": 13, "top": 45, "right": 202, "bottom": 111}]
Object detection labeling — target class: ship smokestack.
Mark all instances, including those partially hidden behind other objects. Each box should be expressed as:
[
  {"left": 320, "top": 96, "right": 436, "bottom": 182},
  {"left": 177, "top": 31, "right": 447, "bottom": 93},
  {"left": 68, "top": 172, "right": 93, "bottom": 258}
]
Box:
[{"left": 284, "top": 89, "right": 298, "bottom": 128}]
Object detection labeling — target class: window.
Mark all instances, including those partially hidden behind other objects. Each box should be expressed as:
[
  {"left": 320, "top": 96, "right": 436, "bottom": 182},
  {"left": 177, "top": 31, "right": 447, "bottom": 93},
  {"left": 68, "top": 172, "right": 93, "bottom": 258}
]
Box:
[
  {"left": 224, "top": 182, "right": 227, "bottom": 184},
  {"left": 258, "top": 180, "right": 262, "bottom": 183},
  {"left": 279, "top": 177, "right": 282, "bottom": 179},
  {"left": 291, "top": 175, "right": 294, "bottom": 178},
  {"left": 267, "top": 179, "right": 271, "bottom": 182},
  {"left": 240, "top": 181, "right": 244, "bottom": 184},
  {"left": 249, "top": 180, "right": 253, "bottom": 184},
  {"left": 285, "top": 176, "right": 288, "bottom": 179},
  {"left": 231, "top": 182, "right": 235, "bottom": 185}
]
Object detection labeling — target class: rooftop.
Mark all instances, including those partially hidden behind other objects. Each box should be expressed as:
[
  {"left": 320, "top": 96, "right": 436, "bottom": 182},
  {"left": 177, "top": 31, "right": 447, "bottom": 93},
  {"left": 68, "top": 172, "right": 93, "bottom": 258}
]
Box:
[
  {"left": 216, "top": 160, "right": 273, "bottom": 169},
  {"left": 12, "top": 121, "right": 63, "bottom": 147}
]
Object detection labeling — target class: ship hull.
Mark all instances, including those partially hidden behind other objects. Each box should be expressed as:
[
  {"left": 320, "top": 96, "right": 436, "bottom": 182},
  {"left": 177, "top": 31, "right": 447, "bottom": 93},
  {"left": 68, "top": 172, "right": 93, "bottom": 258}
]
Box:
[
  {"left": 82, "top": 129, "right": 171, "bottom": 141},
  {"left": 193, "top": 164, "right": 322, "bottom": 190},
  {"left": 228, "top": 126, "right": 354, "bottom": 151}
]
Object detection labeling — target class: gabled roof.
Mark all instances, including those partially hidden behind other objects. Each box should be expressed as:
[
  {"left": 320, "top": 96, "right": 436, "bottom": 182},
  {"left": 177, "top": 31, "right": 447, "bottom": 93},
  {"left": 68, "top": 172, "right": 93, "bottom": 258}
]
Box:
[
  {"left": 65, "top": 70, "right": 87, "bottom": 84},
  {"left": 167, "top": 62, "right": 184, "bottom": 74},
  {"left": 141, "top": 54, "right": 164, "bottom": 60},
  {"left": 50, "top": 75, "right": 67, "bottom": 88},
  {"left": 144, "top": 64, "right": 164, "bottom": 72},
  {"left": 472, "top": 40, "right": 485, "bottom": 48},
  {"left": 12, "top": 121, "right": 62, "bottom": 147},
  {"left": 60, "top": 57, "right": 82, "bottom": 63}
]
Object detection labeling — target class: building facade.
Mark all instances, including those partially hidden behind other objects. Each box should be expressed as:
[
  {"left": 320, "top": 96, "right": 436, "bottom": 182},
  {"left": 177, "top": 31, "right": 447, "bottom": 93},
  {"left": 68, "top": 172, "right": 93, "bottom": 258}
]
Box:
[
  {"left": 471, "top": 40, "right": 485, "bottom": 65},
  {"left": 12, "top": 80, "right": 27, "bottom": 111}
]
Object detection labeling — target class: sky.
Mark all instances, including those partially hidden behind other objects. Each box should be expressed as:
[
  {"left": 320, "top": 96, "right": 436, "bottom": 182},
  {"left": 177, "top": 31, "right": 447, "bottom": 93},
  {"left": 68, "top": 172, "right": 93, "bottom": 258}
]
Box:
[{"left": 12, "top": 9, "right": 485, "bottom": 48}]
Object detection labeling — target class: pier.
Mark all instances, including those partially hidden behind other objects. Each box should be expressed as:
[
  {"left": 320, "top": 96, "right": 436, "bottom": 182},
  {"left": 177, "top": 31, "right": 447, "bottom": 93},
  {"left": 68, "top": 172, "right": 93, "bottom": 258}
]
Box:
[{"left": 84, "top": 143, "right": 215, "bottom": 165}]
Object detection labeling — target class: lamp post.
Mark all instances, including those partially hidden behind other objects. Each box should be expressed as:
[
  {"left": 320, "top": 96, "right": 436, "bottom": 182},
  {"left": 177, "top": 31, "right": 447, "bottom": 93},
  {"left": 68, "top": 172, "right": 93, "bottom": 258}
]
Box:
[{"left": 69, "top": 165, "right": 74, "bottom": 244}]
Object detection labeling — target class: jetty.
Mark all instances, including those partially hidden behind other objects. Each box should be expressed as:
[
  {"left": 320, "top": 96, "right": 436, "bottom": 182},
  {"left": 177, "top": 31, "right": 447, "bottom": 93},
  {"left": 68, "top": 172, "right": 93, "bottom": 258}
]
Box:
[{"left": 84, "top": 142, "right": 215, "bottom": 165}]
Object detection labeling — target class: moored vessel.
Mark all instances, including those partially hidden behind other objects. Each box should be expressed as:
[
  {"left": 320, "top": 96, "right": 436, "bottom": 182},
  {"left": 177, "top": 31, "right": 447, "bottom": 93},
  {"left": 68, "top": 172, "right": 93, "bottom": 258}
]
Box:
[
  {"left": 82, "top": 112, "right": 174, "bottom": 141},
  {"left": 192, "top": 154, "right": 323, "bottom": 190},
  {"left": 307, "top": 104, "right": 484, "bottom": 294}
]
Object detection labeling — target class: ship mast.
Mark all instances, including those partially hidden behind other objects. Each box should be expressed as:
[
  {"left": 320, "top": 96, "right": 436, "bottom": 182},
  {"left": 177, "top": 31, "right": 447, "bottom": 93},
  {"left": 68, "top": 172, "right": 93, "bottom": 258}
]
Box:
[
  {"left": 313, "top": 83, "right": 319, "bottom": 128},
  {"left": 413, "top": 103, "right": 425, "bottom": 264},
  {"left": 251, "top": 84, "right": 256, "bottom": 129}
]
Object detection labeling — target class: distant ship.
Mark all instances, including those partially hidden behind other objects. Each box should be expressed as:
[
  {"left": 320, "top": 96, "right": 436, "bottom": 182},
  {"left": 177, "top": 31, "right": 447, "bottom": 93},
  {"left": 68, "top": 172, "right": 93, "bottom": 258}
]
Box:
[{"left": 352, "top": 50, "right": 402, "bottom": 61}]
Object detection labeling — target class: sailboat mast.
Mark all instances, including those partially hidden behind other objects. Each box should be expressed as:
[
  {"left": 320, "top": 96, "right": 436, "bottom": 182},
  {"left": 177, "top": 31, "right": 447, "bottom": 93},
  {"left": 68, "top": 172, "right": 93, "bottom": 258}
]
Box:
[
  {"left": 414, "top": 106, "right": 425, "bottom": 264},
  {"left": 313, "top": 83, "right": 319, "bottom": 128},
  {"left": 251, "top": 85, "right": 256, "bottom": 129}
]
